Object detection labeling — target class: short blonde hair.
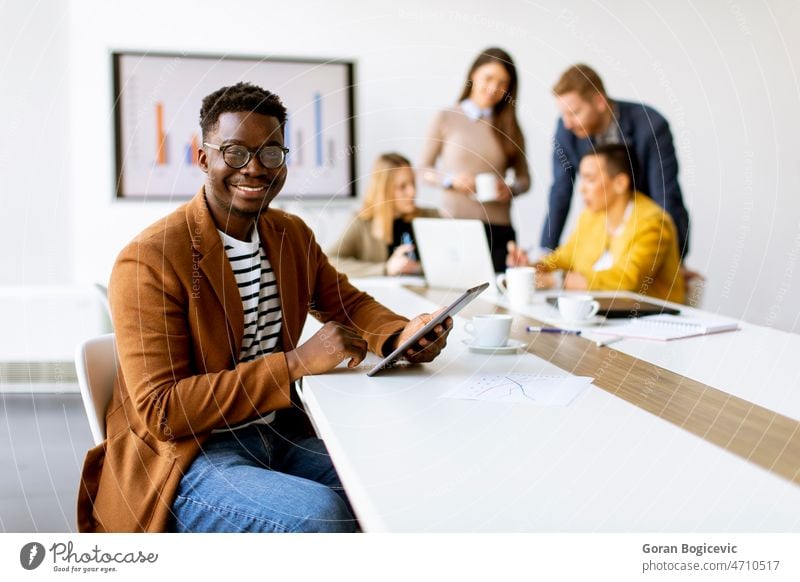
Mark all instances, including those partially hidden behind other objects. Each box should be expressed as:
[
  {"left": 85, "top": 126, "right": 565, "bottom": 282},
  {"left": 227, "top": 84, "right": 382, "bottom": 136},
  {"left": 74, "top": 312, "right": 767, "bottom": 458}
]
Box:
[
  {"left": 358, "top": 153, "right": 414, "bottom": 244},
  {"left": 553, "top": 64, "right": 607, "bottom": 100}
]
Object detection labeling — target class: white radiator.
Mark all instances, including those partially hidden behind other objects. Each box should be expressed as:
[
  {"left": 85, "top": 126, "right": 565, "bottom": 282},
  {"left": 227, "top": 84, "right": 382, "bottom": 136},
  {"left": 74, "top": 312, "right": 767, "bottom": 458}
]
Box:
[{"left": 0, "top": 284, "right": 111, "bottom": 392}]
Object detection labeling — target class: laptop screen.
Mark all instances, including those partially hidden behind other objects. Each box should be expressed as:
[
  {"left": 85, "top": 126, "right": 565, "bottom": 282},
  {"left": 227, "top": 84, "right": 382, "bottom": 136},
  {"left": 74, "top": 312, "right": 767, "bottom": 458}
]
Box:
[{"left": 412, "top": 218, "right": 497, "bottom": 290}]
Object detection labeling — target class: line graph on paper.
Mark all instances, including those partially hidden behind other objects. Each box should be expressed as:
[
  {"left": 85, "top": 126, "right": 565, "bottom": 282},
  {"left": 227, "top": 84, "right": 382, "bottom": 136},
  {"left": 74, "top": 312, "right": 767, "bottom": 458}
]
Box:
[
  {"left": 474, "top": 375, "right": 539, "bottom": 401},
  {"left": 442, "top": 374, "right": 593, "bottom": 406}
]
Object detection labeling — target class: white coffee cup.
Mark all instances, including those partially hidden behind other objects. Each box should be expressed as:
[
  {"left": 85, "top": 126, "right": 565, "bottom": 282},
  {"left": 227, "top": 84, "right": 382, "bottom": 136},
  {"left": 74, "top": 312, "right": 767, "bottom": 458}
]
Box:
[
  {"left": 557, "top": 295, "right": 600, "bottom": 322},
  {"left": 464, "top": 314, "right": 512, "bottom": 347},
  {"left": 496, "top": 267, "right": 535, "bottom": 308},
  {"left": 475, "top": 172, "right": 496, "bottom": 202}
]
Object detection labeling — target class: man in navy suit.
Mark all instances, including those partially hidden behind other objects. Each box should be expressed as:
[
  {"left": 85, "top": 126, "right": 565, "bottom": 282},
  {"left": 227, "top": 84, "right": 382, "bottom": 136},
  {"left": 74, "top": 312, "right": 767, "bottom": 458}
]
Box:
[{"left": 540, "top": 64, "right": 690, "bottom": 259}]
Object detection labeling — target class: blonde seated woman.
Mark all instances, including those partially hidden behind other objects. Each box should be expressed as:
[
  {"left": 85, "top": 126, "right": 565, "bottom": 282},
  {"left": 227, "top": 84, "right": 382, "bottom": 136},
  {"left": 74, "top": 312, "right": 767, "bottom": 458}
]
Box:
[
  {"left": 508, "top": 144, "right": 685, "bottom": 303},
  {"left": 328, "top": 153, "right": 439, "bottom": 278}
]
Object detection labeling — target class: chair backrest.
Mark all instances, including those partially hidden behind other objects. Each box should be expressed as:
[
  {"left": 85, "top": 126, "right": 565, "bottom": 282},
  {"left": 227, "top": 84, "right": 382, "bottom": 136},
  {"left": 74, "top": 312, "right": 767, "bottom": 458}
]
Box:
[
  {"left": 685, "top": 273, "right": 707, "bottom": 309},
  {"left": 74, "top": 334, "right": 118, "bottom": 446}
]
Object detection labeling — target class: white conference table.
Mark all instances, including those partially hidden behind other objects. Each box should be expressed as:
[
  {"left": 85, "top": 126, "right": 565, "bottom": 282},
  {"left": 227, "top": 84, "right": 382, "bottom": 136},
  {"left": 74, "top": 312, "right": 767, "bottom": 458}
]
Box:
[
  {"left": 494, "top": 289, "right": 800, "bottom": 422},
  {"left": 297, "top": 280, "right": 800, "bottom": 532}
]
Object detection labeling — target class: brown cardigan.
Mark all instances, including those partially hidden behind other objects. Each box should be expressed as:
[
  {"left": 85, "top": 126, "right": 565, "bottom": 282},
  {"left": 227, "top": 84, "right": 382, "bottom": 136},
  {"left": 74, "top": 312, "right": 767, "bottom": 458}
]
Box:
[{"left": 77, "top": 190, "right": 409, "bottom": 532}]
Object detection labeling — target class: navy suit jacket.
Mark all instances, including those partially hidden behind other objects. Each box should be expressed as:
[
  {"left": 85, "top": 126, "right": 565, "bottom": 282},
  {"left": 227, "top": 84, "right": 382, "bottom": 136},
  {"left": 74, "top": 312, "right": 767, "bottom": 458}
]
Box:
[{"left": 541, "top": 100, "right": 690, "bottom": 257}]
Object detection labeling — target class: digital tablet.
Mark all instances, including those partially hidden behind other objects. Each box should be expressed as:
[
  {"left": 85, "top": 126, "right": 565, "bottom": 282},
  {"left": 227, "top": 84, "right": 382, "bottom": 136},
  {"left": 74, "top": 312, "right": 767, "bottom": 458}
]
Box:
[
  {"left": 546, "top": 296, "right": 680, "bottom": 318},
  {"left": 367, "top": 282, "right": 490, "bottom": 377}
]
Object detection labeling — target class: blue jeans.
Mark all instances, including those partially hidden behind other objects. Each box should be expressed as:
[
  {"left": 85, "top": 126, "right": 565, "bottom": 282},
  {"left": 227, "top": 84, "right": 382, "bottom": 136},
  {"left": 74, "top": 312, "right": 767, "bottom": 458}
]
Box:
[{"left": 168, "top": 422, "right": 357, "bottom": 532}]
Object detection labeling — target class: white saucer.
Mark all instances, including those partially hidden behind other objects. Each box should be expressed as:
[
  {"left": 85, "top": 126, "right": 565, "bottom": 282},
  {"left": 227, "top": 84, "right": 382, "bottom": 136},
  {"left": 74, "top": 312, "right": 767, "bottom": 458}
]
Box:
[
  {"left": 462, "top": 338, "right": 526, "bottom": 354},
  {"left": 549, "top": 315, "right": 606, "bottom": 328}
]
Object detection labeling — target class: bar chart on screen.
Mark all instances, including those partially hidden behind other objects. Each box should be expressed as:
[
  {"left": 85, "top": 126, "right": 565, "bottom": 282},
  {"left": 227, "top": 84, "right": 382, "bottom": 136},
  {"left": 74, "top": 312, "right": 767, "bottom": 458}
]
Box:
[{"left": 113, "top": 52, "right": 355, "bottom": 199}]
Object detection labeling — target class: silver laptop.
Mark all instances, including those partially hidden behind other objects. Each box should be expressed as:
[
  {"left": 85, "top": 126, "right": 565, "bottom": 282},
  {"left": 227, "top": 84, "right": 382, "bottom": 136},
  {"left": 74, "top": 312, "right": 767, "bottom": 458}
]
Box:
[{"left": 412, "top": 218, "right": 497, "bottom": 290}]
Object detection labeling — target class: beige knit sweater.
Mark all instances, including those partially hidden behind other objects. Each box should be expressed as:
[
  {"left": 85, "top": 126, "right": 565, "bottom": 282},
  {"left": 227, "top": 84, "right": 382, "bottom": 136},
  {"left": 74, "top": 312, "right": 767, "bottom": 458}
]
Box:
[{"left": 419, "top": 106, "right": 530, "bottom": 225}]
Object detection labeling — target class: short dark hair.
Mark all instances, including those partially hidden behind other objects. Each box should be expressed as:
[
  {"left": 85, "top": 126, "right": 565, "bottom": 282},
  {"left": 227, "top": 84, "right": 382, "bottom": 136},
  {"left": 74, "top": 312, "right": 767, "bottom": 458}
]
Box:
[
  {"left": 583, "top": 143, "right": 635, "bottom": 189},
  {"left": 553, "top": 64, "right": 606, "bottom": 100},
  {"left": 199, "top": 82, "right": 287, "bottom": 138}
]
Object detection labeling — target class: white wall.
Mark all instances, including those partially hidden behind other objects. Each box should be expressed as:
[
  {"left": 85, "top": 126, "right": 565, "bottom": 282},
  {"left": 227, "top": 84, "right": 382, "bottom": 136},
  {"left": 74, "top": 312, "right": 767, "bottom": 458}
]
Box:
[
  {"left": 8, "top": 0, "right": 800, "bottom": 332},
  {"left": 0, "top": 0, "right": 72, "bottom": 284}
]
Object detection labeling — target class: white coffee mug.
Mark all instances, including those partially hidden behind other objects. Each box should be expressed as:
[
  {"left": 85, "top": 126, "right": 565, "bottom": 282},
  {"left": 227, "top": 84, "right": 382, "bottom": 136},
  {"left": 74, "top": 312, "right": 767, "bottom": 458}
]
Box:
[
  {"left": 475, "top": 172, "right": 496, "bottom": 202},
  {"left": 557, "top": 295, "right": 600, "bottom": 322},
  {"left": 496, "top": 267, "right": 535, "bottom": 308},
  {"left": 464, "top": 314, "right": 512, "bottom": 347}
]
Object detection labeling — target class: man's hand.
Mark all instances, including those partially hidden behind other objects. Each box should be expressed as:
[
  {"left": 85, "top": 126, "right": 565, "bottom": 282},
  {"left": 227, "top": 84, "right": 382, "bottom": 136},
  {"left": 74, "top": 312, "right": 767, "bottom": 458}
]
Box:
[
  {"left": 285, "top": 321, "right": 367, "bottom": 382},
  {"left": 392, "top": 309, "right": 453, "bottom": 364}
]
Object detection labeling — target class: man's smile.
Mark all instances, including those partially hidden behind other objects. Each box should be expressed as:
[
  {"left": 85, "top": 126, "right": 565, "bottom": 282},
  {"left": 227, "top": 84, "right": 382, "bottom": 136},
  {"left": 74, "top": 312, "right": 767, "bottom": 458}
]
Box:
[{"left": 228, "top": 182, "right": 270, "bottom": 196}]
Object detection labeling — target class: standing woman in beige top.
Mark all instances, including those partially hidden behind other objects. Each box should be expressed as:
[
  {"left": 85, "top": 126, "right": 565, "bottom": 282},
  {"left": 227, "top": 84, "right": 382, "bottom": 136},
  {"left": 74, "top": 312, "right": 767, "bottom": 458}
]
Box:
[
  {"left": 328, "top": 153, "right": 439, "bottom": 277},
  {"left": 420, "top": 47, "right": 530, "bottom": 273}
]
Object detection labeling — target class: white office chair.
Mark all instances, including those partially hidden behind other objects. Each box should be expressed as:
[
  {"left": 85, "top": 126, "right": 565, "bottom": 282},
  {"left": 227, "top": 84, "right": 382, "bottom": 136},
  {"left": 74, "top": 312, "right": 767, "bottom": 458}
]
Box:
[
  {"left": 93, "top": 282, "right": 113, "bottom": 332},
  {"left": 74, "top": 334, "right": 118, "bottom": 446},
  {"left": 684, "top": 270, "right": 707, "bottom": 308}
]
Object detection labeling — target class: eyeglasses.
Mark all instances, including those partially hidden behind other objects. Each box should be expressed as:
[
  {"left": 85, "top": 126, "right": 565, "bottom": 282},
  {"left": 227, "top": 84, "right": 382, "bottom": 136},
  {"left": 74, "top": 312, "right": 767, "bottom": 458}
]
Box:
[{"left": 203, "top": 142, "right": 290, "bottom": 169}]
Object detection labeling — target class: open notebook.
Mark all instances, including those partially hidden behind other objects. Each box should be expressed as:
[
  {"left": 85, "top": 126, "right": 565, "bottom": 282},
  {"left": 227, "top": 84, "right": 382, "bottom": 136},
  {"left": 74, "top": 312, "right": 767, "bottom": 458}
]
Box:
[{"left": 594, "top": 314, "right": 740, "bottom": 341}]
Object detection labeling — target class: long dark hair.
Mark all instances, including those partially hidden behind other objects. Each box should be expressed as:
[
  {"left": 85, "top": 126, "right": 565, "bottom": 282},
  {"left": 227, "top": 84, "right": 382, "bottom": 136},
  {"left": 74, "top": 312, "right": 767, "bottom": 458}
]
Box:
[{"left": 458, "top": 47, "right": 525, "bottom": 164}]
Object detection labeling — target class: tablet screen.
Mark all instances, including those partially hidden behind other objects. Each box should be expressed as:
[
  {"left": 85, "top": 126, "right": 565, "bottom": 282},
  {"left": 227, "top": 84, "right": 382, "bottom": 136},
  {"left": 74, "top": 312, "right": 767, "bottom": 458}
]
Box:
[{"left": 367, "top": 282, "right": 490, "bottom": 377}]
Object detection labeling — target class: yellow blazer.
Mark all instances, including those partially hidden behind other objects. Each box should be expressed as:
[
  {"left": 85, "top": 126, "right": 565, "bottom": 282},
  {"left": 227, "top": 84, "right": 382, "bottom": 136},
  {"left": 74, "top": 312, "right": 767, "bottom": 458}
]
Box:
[
  {"left": 77, "top": 189, "right": 408, "bottom": 532},
  {"left": 541, "top": 192, "right": 685, "bottom": 303}
]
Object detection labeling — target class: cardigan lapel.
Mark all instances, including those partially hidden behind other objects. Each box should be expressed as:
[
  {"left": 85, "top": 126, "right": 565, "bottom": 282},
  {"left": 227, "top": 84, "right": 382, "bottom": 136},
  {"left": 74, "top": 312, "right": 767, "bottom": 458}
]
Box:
[{"left": 185, "top": 189, "right": 244, "bottom": 356}]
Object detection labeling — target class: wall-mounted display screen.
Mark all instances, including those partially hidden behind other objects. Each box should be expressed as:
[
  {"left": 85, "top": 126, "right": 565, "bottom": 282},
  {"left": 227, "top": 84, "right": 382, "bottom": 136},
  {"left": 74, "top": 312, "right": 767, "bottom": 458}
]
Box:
[{"left": 113, "top": 51, "right": 356, "bottom": 200}]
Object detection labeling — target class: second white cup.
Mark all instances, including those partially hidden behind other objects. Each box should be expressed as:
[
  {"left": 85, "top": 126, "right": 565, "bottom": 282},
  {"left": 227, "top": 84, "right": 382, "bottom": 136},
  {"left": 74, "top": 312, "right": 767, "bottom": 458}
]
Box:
[
  {"left": 496, "top": 267, "right": 536, "bottom": 308},
  {"left": 464, "top": 314, "right": 513, "bottom": 347},
  {"left": 557, "top": 295, "right": 600, "bottom": 322}
]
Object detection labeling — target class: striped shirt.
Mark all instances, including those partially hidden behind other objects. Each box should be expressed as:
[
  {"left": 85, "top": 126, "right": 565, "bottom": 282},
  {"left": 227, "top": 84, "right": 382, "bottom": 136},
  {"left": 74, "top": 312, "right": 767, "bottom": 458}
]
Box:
[{"left": 215, "top": 227, "right": 282, "bottom": 431}]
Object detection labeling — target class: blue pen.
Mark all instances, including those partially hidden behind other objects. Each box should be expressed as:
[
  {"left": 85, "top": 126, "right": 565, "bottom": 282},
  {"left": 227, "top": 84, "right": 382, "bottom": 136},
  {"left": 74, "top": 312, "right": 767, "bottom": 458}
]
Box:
[
  {"left": 400, "top": 232, "right": 417, "bottom": 261},
  {"left": 525, "top": 326, "right": 581, "bottom": 335}
]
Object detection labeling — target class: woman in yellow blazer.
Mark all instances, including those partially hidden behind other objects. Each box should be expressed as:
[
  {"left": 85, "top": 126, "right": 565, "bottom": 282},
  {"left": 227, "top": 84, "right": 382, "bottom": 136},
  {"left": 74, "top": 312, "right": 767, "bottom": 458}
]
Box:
[
  {"left": 510, "top": 144, "right": 684, "bottom": 303},
  {"left": 328, "top": 153, "right": 439, "bottom": 277}
]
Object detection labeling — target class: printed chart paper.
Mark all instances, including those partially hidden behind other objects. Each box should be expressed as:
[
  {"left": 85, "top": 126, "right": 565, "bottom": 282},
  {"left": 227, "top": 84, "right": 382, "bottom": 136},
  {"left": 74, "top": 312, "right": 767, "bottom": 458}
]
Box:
[{"left": 443, "top": 374, "right": 593, "bottom": 406}]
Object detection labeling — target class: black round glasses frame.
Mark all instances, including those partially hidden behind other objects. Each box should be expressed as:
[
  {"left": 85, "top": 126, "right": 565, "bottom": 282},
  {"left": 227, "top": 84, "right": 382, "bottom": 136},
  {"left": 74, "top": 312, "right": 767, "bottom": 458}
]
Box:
[{"left": 203, "top": 142, "right": 290, "bottom": 169}]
